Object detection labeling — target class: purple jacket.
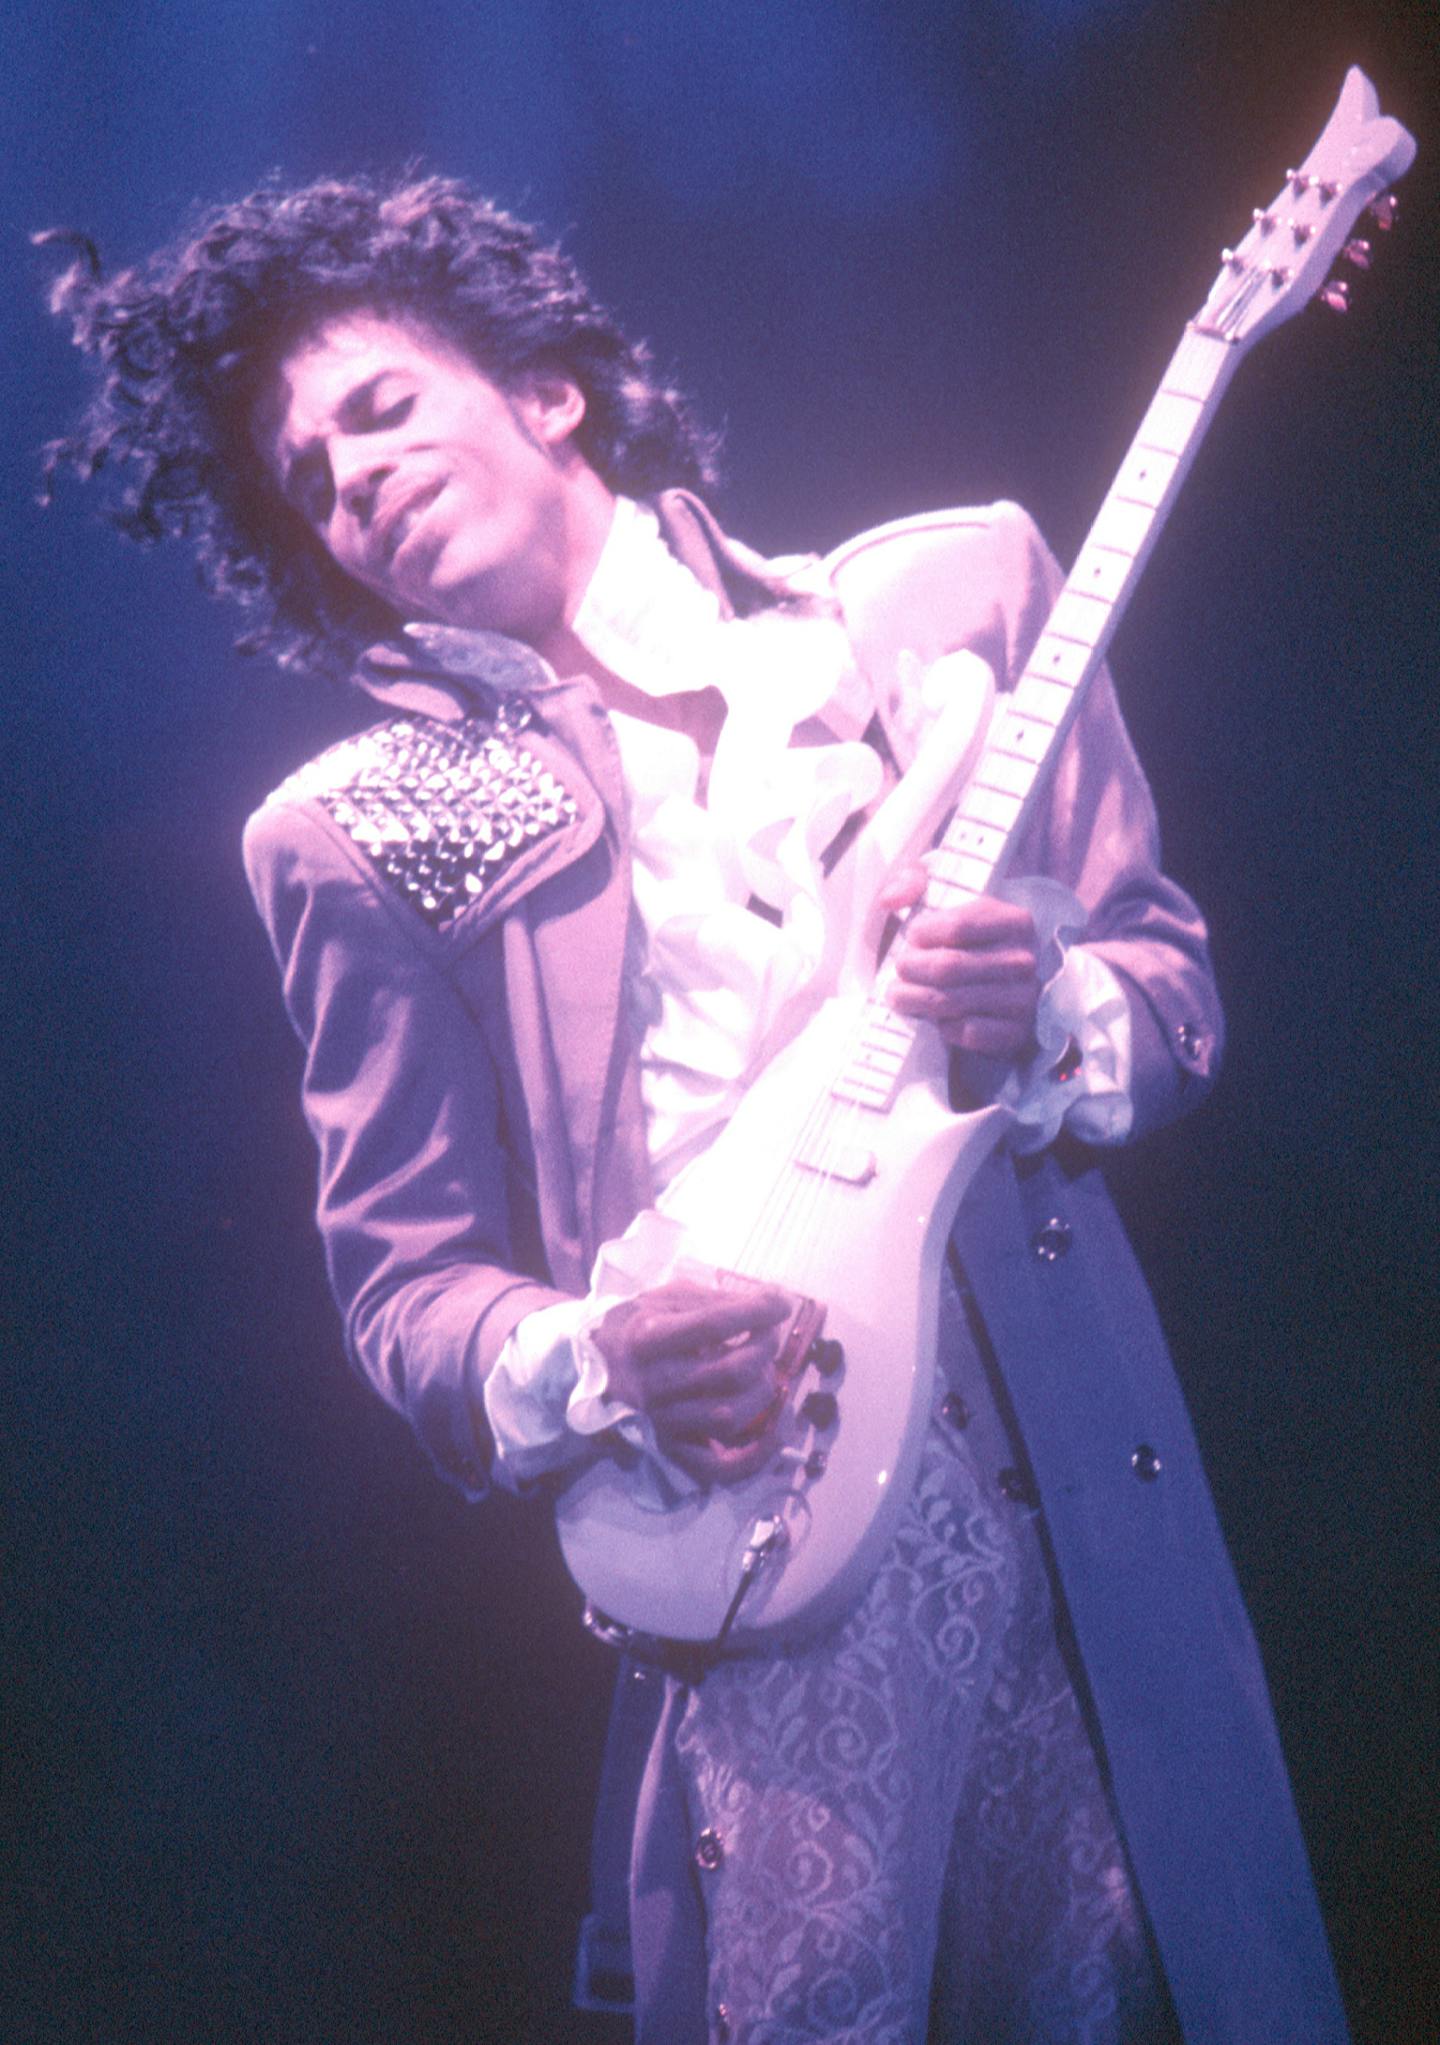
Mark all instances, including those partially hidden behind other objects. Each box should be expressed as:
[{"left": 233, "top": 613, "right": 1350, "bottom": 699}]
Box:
[{"left": 245, "top": 493, "right": 1346, "bottom": 2043}]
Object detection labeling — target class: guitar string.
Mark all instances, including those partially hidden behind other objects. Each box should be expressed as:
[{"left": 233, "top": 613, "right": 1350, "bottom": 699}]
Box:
[
  {"left": 729, "top": 843, "right": 984, "bottom": 1287},
  {"left": 727, "top": 983, "right": 894, "bottom": 1282},
  {"left": 732, "top": 972, "right": 919, "bottom": 1286},
  {"left": 730, "top": 1021, "right": 870, "bottom": 1278}
]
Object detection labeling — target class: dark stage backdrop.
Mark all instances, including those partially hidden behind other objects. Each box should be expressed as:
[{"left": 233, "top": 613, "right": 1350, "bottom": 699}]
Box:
[{"left": 5, "top": 4, "right": 1436, "bottom": 2041}]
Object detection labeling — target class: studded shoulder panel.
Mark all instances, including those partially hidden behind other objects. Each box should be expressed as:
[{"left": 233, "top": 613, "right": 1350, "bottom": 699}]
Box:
[{"left": 264, "top": 699, "right": 580, "bottom": 929}]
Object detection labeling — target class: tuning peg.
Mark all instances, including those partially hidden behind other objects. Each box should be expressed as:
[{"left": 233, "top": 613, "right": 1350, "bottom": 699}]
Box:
[
  {"left": 1286, "top": 168, "right": 1341, "bottom": 203},
  {"left": 1368, "top": 194, "right": 1399, "bottom": 230},
  {"left": 1319, "top": 279, "right": 1351, "bottom": 313},
  {"left": 1342, "top": 238, "right": 1373, "bottom": 271}
]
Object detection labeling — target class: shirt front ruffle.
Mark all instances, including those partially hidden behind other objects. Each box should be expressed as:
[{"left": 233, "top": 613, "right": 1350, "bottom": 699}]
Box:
[{"left": 609, "top": 668, "right": 883, "bottom": 1184}]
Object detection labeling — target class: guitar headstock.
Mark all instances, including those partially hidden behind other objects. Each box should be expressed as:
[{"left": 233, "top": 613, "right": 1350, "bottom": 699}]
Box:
[{"left": 1193, "top": 67, "right": 1416, "bottom": 349}]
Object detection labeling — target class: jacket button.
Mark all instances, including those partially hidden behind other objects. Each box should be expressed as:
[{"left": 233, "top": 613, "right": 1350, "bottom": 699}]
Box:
[
  {"left": 1131, "top": 1442, "right": 1163, "bottom": 1482},
  {"left": 695, "top": 1827, "right": 725, "bottom": 1872},
  {"left": 941, "top": 1392, "right": 971, "bottom": 1430},
  {"left": 1031, "top": 1218, "right": 1072, "bottom": 1262},
  {"left": 1176, "top": 1021, "right": 1204, "bottom": 1062},
  {"left": 714, "top": 2003, "right": 733, "bottom": 2042},
  {"left": 998, "top": 1466, "right": 1039, "bottom": 1508}
]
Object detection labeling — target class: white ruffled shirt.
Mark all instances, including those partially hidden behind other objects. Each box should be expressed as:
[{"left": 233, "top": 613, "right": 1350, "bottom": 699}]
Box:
[{"left": 483, "top": 499, "right": 1132, "bottom": 1486}]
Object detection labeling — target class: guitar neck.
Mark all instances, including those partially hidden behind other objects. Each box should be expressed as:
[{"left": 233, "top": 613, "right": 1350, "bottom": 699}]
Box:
[
  {"left": 833, "top": 325, "right": 1240, "bottom": 1115},
  {"left": 925, "top": 323, "right": 1242, "bottom": 912}
]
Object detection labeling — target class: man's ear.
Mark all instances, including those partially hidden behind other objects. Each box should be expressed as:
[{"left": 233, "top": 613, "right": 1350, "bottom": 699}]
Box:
[{"left": 511, "top": 371, "right": 587, "bottom": 452}]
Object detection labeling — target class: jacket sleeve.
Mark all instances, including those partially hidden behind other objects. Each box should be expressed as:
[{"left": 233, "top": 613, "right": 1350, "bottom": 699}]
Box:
[
  {"left": 243, "top": 797, "right": 572, "bottom": 1499},
  {"left": 831, "top": 499, "right": 1223, "bottom": 1141}
]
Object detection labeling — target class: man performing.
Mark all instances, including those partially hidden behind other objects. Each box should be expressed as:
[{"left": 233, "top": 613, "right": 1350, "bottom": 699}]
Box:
[{"left": 42, "top": 174, "right": 1349, "bottom": 2042}]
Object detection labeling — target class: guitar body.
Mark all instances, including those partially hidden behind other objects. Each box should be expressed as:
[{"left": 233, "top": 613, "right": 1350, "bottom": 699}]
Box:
[{"left": 554, "top": 1004, "right": 1013, "bottom": 1646}]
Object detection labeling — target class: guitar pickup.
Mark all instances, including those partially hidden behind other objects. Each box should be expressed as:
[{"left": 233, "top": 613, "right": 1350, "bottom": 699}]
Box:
[{"left": 795, "top": 1144, "right": 877, "bottom": 1186}]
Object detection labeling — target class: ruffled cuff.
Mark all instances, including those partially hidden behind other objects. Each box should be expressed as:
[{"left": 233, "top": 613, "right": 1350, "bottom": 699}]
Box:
[
  {"left": 483, "top": 1295, "right": 649, "bottom": 1492},
  {"left": 482, "top": 1213, "right": 727, "bottom": 1503},
  {"left": 568, "top": 1215, "right": 715, "bottom": 1507},
  {"left": 995, "top": 875, "right": 1135, "bottom": 1154}
]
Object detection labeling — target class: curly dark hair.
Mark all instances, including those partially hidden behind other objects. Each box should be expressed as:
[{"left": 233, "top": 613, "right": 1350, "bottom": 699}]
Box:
[{"left": 39, "top": 173, "right": 718, "bottom": 682}]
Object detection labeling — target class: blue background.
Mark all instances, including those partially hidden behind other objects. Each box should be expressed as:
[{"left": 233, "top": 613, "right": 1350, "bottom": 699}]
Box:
[{"left": 5, "top": 3, "right": 1436, "bottom": 2039}]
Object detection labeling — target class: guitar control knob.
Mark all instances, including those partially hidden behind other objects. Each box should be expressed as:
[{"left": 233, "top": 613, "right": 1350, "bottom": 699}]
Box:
[
  {"left": 1320, "top": 279, "right": 1351, "bottom": 313},
  {"left": 800, "top": 1390, "right": 839, "bottom": 1431},
  {"left": 810, "top": 1338, "right": 844, "bottom": 1377}
]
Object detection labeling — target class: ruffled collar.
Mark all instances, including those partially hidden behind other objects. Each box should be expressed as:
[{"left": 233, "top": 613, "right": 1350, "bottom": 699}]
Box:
[{"left": 572, "top": 497, "right": 868, "bottom": 745}]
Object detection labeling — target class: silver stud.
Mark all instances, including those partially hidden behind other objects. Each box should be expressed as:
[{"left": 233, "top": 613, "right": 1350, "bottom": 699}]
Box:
[{"left": 1031, "top": 1218, "right": 1072, "bottom": 1262}]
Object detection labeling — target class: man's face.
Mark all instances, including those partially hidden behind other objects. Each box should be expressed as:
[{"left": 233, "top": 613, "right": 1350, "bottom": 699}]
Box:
[{"left": 252, "top": 311, "right": 605, "bottom": 641}]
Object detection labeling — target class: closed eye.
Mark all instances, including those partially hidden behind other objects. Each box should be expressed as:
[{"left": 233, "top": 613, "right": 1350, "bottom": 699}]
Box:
[
  {"left": 281, "top": 384, "right": 415, "bottom": 526},
  {"left": 369, "top": 395, "right": 415, "bottom": 430}
]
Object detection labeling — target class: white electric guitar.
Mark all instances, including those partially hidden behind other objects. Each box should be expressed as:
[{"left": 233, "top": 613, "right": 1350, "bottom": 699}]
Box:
[{"left": 556, "top": 69, "right": 1416, "bottom": 1652}]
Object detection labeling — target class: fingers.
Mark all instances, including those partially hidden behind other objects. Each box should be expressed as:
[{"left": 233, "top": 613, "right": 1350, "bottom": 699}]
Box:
[
  {"left": 878, "top": 869, "right": 1038, "bottom": 947},
  {"left": 640, "top": 1332, "right": 780, "bottom": 1405},
  {"left": 901, "top": 895, "right": 1038, "bottom": 961},
  {"left": 622, "top": 1281, "right": 791, "bottom": 1365},
  {"left": 593, "top": 1281, "right": 795, "bottom": 1455},
  {"left": 648, "top": 1335, "right": 788, "bottom": 1434},
  {"left": 890, "top": 946, "right": 1038, "bottom": 995},
  {"left": 876, "top": 860, "right": 928, "bottom": 913},
  {"left": 882, "top": 892, "right": 1040, "bottom": 1056},
  {"left": 890, "top": 898, "right": 1039, "bottom": 997},
  {"left": 664, "top": 1431, "right": 782, "bottom": 1485},
  {"left": 935, "top": 1013, "right": 1036, "bottom": 1058}
]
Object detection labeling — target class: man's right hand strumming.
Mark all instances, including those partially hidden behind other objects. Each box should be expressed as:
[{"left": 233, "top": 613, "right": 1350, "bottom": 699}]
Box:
[{"left": 592, "top": 1278, "right": 794, "bottom": 1484}]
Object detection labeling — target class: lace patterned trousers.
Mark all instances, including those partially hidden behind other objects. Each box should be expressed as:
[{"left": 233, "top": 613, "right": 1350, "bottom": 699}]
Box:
[{"left": 666, "top": 1414, "right": 1172, "bottom": 2044}]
